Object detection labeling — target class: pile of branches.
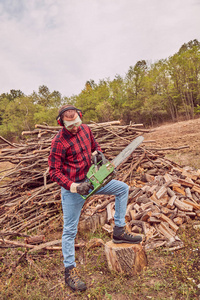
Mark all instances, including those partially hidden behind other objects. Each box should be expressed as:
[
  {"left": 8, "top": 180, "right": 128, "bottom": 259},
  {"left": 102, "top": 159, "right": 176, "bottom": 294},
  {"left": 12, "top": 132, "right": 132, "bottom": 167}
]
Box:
[{"left": 1, "top": 120, "right": 198, "bottom": 252}]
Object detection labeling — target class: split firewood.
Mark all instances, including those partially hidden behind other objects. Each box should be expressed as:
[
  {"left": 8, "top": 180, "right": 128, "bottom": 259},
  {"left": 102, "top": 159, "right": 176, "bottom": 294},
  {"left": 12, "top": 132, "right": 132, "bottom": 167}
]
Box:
[
  {"left": 185, "top": 187, "right": 193, "bottom": 199},
  {"left": 132, "top": 225, "right": 143, "bottom": 234},
  {"left": 182, "top": 199, "right": 200, "bottom": 210},
  {"left": 156, "top": 186, "right": 168, "bottom": 200},
  {"left": 167, "top": 195, "right": 176, "bottom": 209},
  {"left": 87, "top": 238, "right": 105, "bottom": 249},
  {"left": 125, "top": 203, "right": 135, "bottom": 222},
  {"left": 196, "top": 210, "right": 200, "bottom": 217},
  {"left": 173, "top": 217, "right": 184, "bottom": 225},
  {"left": 156, "top": 223, "right": 176, "bottom": 241},
  {"left": 156, "top": 214, "right": 179, "bottom": 232},
  {"left": 172, "top": 185, "right": 186, "bottom": 196},
  {"left": 174, "top": 199, "right": 193, "bottom": 212},
  {"left": 141, "top": 173, "right": 155, "bottom": 183},
  {"left": 25, "top": 235, "right": 45, "bottom": 245},
  {"left": 192, "top": 185, "right": 200, "bottom": 194},
  {"left": 107, "top": 202, "right": 115, "bottom": 224},
  {"left": 102, "top": 224, "right": 113, "bottom": 234},
  {"left": 148, "top": 216, "right": 161, "bottom": 224},
  {"left": 129, "top": 209, "right": 137, "bottom": 220},
  {"left": 144, "top": 239, "right": 166, "bottom": 251}
]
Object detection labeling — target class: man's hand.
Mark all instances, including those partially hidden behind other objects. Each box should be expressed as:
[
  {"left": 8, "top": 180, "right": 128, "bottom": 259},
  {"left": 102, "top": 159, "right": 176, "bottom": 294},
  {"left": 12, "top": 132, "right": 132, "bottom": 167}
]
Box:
[
  {"left": 70, "top": 182, "right": 93, "bottom": 195},
  {"left": 92, "top": 150, "right": 108, "bottom": 165}
]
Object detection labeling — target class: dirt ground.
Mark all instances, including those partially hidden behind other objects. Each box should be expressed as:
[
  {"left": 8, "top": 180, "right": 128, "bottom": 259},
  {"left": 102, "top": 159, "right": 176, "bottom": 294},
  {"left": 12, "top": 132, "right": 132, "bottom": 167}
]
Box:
[{"left": 143, "top": 117, "right": 200, "bottom": 169}]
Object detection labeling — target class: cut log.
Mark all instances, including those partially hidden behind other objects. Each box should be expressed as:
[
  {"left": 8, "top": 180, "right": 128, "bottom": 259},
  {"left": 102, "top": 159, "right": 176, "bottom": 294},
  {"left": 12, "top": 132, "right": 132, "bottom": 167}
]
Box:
[
  {"left": 125, "top": 203, "right": 135, "bottom": 222},
  {"left": 156, "top": 223, "right": 176, "bottom": 241},
  {"left": 145, "top": 226, "right": 156, "bottom": 241},
  {"left": 150, "top": 193, "right": 160, "bottom": 206},
  {"left": 141, "top": 211, "right": 152, "bottom": 222},
  {"left": 196, "top": 210, "right": 200, "bottom": 217},
  {"left": 192, "top": 185, "right": 200, "bottom": 194},
  {"left": 182, "top": 199, "right": 200, "bottom": 210},
  {"left": 87, "top": 238, "right": 105, "bottom": 249},
  {"left": 167, "top": 195, "right": 176, "bottom": 209},
  {"left": 102, "top": 224, "right": 113, "bottom": 234},
  {"left": 159, "top": 195, "right": 169, "bottom": 207},
  {"left": 107, "top": 202, "right": 115, "bottom": 224},
  {"left": 156, "top": 213, "right": 179, "bottom": 232},
  {"left": 25, "top": 235, "right": 45, "bottom": 245},
  {"left": 164, "top": 173, "right": 174, "bottom": 183},
  {"left": 174, "top": 199, "right": 193, "bottom": 212},
  {"left": 134, "top": 203, "right": 142, "bottom": 213},
  {"left": 185, "top": 187, "right": 193, "bottom": 199},
  {"left": 147, "top": 185, "right": 158, "bottom": 196},
  {"left": 148, "top": 216, "right": 161, "bottom": 224},
  {"left": 129, "top": 209, "right": 136, "bottom": 220},
  {"left": 141, "top": 173, "right": 155, "bottom": 183},
  {"left": 104, "top": 241, "right": 147, "bottom": 275},
  {"left": 167, "top": 187, "right": 175, "bottom": 197},
  {"left": 182, "top": 170, "right": 198, "bottom": 181},
  {"left": 156, "top": 186, "right": 167, "bottom": 199},
  {"left": 140, "top": 202, "right": 153, "bottom": 211},
  {"left": 172, "top": 186, "right": 186, "bottom": 196},
  {"left": 177, "top": 178, "right": 194, "bottom": 188},
  {"left": 173, "top": 217, "right": 183, "bottom": 225},
  {"left": 78, "top": 210, "right": 107, "bottom": 232},
  {"left": 132, "top": 225, "right": 143, "bottom": 234}
]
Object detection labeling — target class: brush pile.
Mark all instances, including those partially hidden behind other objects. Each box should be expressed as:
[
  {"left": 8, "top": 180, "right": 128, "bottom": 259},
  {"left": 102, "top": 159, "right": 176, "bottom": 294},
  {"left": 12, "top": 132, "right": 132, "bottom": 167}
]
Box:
[{"left": 0, "top": 121, "right": 199, "bottom": 251}]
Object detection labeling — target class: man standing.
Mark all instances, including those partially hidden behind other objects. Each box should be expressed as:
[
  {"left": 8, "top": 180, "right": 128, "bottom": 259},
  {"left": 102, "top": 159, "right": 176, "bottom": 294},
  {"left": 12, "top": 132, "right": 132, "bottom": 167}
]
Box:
[{"left": 48, "top": 105, "right": 142, "bottom": 292}]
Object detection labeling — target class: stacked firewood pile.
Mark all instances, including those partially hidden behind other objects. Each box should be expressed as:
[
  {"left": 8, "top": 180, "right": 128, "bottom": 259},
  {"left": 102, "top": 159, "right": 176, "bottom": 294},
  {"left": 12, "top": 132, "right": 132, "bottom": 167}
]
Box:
[
  {"left": 0, "top": 121, "right": 199, "bottom": 251},
  {"left": 79, "top": 155, "right": 200, "bottom": 251}
]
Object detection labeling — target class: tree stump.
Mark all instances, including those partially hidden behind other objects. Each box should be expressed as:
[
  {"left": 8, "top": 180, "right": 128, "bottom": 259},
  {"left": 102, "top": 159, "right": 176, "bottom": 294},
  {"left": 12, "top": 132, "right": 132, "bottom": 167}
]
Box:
[{"left": 105, "top": 241, "right": 147, "bottom": 275}]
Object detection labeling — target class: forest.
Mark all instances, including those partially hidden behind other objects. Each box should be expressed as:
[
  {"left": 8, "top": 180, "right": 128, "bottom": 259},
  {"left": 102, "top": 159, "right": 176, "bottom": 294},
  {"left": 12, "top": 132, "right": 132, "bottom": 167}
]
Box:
[{"left": 0, "top": 39, "right": 200, "bottom": 141}]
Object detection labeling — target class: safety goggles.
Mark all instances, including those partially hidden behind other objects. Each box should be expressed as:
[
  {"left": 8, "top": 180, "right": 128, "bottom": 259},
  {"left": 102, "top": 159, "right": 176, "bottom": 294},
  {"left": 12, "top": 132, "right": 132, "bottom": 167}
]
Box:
[{"left": 63, "top": 115, "right": 82, "bottom": 130}]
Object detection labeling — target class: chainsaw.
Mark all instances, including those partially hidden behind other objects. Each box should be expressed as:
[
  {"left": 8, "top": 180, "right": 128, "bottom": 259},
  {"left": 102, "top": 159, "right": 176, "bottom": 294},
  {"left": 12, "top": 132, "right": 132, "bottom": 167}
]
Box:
[{"left": 81, "top": 135, "right": 144, "bottom": 200}]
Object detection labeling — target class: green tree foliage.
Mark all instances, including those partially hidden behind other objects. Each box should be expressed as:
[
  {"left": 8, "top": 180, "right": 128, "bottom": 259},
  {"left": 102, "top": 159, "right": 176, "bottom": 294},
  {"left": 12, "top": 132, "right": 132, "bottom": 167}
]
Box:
[
  {"left": 0, "top": 86, "right": 65, "bottom": 140},
  {"left": 0, "top": 39, "right": 200, "bottom": 140},
  {"left": 0, "top": 95, "right": 35, "bottom": 139},
  {"left": 168, "top": 41, "right": 200, "bottom": 120}
]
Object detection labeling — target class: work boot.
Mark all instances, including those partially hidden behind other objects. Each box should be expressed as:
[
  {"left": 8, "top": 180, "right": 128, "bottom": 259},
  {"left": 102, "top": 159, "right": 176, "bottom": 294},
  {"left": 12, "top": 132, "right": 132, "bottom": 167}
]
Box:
[
  {"left": 65, "top": 266, "right": 87, "bottom": 291},
  {"left": 113, "top": 226, "right": 142, "bottom": 244}
]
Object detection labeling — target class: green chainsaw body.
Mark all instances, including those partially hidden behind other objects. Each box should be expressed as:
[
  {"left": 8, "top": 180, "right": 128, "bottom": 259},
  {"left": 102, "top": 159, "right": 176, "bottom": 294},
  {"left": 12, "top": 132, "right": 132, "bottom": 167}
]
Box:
[
  {"left": 81, "top": 161, "right": 115, "bottom": 200},
  {"left": 81, "top": 135, "right": 144, "bottom": 200}
]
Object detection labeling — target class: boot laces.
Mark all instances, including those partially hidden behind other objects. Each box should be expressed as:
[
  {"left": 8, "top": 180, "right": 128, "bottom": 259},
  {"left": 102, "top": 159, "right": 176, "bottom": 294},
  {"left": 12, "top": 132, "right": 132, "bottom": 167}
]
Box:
[
  {"left": 123, "top": 228, "right": 133, "bottom": 237},
  {"left": 69, "top": 268, "right": 81, "bottom": 285}
]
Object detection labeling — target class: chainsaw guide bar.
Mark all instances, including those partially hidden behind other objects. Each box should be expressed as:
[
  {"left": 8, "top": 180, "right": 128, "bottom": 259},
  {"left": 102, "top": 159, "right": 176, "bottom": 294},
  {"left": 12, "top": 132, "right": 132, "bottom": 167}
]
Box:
[{"left": 111, "top": 135, "right": 144, "bottom": 168}]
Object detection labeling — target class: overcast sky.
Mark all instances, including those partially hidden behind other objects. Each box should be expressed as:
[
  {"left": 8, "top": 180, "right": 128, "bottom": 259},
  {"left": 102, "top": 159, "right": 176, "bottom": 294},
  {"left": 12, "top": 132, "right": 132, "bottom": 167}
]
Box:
[{"left": 0, "top": 0, "right": 200, "bottom": 98}]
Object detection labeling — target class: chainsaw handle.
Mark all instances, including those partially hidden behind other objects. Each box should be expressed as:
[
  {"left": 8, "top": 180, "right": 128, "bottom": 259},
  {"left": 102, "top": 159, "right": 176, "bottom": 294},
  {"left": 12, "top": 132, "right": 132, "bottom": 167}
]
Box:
[{"left": 97, "top": 150, "right": 108, "bottom": 164}]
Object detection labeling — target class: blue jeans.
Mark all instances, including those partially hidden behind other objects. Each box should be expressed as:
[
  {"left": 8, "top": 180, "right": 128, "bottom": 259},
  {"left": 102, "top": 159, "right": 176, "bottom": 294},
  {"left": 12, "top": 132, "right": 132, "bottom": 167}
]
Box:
[{"left": 61, "top": 179, "right": 129, "bottom": 268}]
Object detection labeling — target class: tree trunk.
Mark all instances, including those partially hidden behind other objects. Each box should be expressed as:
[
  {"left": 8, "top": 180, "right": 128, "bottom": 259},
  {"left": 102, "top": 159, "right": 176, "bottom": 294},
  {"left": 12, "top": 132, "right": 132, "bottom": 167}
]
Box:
[{"left": 104, "top": 241, "right": 147, "bottom": 275}]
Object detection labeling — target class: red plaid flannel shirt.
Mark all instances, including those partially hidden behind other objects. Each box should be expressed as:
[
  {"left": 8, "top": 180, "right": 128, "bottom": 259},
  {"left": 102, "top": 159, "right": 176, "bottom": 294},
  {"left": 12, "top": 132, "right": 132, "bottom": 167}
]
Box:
[{"left": 48, "top": 124, "right": 101, "bottom": 190}]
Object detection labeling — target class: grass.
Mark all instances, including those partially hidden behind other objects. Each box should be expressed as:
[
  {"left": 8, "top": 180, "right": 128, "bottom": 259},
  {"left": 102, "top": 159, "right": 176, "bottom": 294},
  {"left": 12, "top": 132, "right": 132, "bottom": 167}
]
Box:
[{"left": 1, "top": 222, "right": 200, "bottom": 300}]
